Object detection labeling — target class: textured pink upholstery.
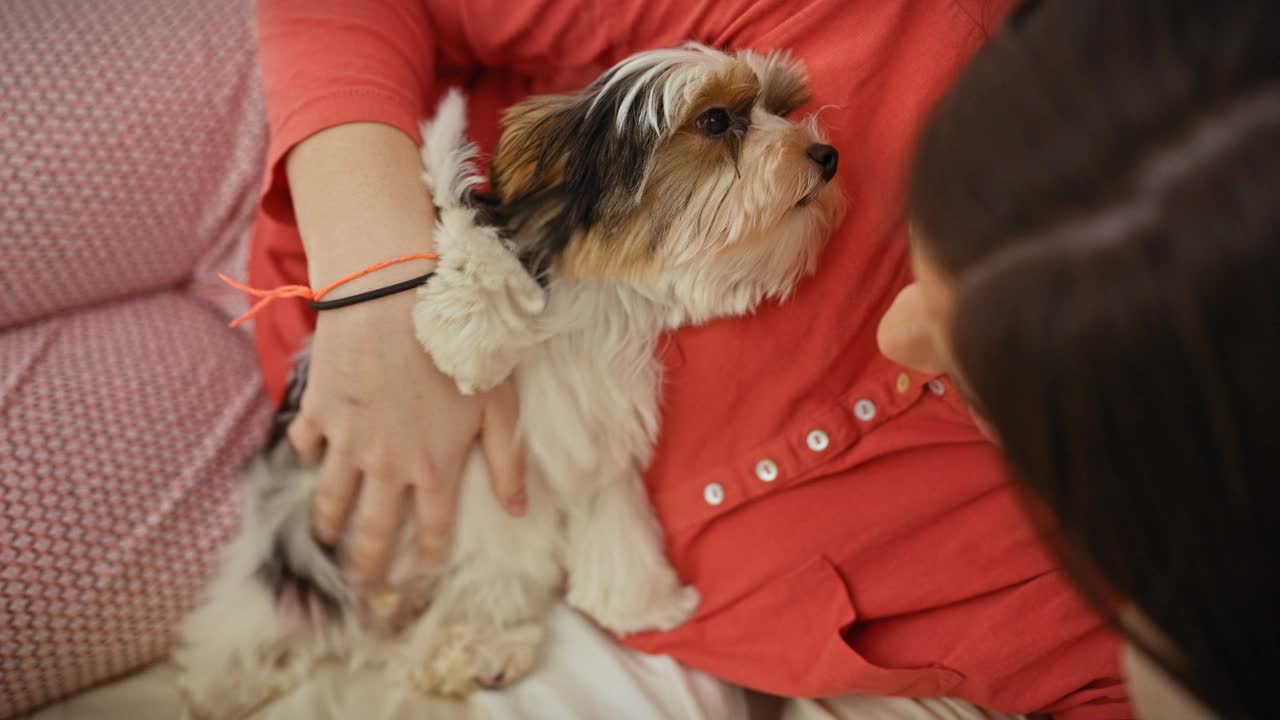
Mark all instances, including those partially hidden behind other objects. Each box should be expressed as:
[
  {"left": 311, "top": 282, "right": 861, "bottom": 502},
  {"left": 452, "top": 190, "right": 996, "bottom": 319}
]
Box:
[
  {"left": 0, "top": 297, "right": 271, "bottom": 716},
  {"left": 0, "top": 0, "right": 273, "bottom": 715},
  {"left": 0, "top": 0, "right": 267, "bottom": 328}
]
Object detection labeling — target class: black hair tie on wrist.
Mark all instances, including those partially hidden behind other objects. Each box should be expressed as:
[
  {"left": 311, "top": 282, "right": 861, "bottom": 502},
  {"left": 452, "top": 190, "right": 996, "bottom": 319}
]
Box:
[{"left": 307, "top": 272, "right": 436, "bottom": 311}]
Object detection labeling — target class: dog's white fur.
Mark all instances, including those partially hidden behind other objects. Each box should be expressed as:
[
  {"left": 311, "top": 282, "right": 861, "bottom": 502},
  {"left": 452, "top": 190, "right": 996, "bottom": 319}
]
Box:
[
  {"left": 421, "top": 83, "right": 700, "bottom": 657},
  {"left": 413, "top": 95, "right": 547, "bottom": 394},
  {"left": 176, "top": 44, "right": 842, "bottom": 720}
]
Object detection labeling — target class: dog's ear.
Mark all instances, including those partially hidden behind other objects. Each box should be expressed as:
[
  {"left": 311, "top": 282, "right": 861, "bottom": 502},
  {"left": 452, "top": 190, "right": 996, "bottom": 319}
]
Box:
[
  {"left": 486, "top": 85, "right": 664, "bottom": 281},
  {"left": 740, "top": 49, "right": 811, "bottom": 117},
  {"left": 486, "top": 95, "right": 585, "bottom": 279},
  {"left": 490, "top": 84, "right": 662, "bottom": 206},
  {"left": 489, "top": 95, "right": 580, "bottom": 204}
]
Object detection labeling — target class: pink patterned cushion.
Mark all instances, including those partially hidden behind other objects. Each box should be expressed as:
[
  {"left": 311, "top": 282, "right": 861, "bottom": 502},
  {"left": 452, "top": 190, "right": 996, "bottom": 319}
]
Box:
[
  {"left": 0, "top": 0, "right": 267, "bottom": 329},
  {"left": 0, "top": 295, "right": 272, "bottom": 717},
  {"left": 0, "top": 0, "right": 273, "bottom": 714}
]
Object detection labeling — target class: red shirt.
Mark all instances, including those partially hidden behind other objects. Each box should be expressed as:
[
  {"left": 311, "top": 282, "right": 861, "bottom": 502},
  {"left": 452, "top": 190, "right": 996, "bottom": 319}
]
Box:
[{"left": 252, "top": 2, "right": 1132, "bottom": 717}]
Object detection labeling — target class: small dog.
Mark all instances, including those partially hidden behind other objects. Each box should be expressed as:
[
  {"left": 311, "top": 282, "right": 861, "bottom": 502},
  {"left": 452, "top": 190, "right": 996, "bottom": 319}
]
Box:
[{"left": 175, "top": 43, "right": 843, "bottom": 718}]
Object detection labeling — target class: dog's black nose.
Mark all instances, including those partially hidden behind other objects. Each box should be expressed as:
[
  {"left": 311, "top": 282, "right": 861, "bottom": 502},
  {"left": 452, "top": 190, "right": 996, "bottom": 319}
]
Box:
[{"left": 807, "top": 144, "right": 839, "bottom": 181}]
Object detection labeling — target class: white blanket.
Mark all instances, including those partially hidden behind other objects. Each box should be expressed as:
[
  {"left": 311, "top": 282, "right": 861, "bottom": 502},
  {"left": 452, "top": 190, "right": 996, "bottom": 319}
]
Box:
[{"left": 27, "top": 605, "right": 1014, "bottom": 720}]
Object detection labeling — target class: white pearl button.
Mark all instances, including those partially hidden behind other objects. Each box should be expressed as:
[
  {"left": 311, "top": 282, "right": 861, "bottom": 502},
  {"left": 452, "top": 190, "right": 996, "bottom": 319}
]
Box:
[
  {"left": 806, "top": 430, "right": 830, "bottom": 452},
  {"left": 928, "top": 379, "right": 946, "bottom": 396},
  {"left": 704, "top": 482, "right": 726, "bottom": 506},
  {"left": 755, "top": 459, "right": 779, "bottom": 482},
  {"left": 853, "top": 398, "right": 878, "bottom": 422}
]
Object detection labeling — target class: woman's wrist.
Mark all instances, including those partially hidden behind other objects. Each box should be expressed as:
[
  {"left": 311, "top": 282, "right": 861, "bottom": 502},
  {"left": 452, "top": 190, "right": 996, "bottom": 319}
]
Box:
[
  {"left": 307, "top": 247, "right": 438, "bottom": 298},
  {"left": 287, "top": 122, "right": 440, "bottom": 292},
  {"left": 313, "top": 279, "right": 422, "bottom": 328}
]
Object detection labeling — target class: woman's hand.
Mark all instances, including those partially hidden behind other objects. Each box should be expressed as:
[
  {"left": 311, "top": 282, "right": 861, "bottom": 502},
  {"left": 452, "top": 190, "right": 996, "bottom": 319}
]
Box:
[
  {"left": 284, "top": 122, "right": 526, "bottom": 588},
  {"left": 290, "top": 292, "right": 527, "bottom": 586}
]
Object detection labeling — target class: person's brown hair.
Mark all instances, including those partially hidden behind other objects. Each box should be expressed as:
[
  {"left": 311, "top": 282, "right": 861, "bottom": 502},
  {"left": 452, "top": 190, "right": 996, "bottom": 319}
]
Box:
[{"left": 910, "top": 1, "right": 1280, "bottom": 716}]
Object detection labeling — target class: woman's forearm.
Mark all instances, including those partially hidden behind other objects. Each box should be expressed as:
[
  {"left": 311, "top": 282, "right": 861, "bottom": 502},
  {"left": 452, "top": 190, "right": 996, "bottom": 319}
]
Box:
[{"left": 285, "top": 122, "right": 438, "bottom": 292}]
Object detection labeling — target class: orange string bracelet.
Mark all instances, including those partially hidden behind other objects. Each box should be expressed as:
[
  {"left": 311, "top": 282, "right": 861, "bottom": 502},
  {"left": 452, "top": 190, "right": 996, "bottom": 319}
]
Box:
[{"left": 219, "top": 252, "right": 440, "bottom": 328}]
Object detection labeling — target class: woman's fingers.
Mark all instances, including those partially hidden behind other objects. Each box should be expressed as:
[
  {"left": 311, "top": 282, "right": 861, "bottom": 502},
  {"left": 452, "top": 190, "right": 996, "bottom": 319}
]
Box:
[
  {"left": 345, "top": 476, "right": 410, "bottom": 588},
  {"left": 481, "top": 383, "right": 527, "bottom": 517},
  {"left": 413, "top": 466, "right": 463, "bottom": 566},
  {"left": 312, "top": 452, "right": 360, "bottom": 546},
  {"left": 287, "top": 415, "right": 326, "bottom": 465}
]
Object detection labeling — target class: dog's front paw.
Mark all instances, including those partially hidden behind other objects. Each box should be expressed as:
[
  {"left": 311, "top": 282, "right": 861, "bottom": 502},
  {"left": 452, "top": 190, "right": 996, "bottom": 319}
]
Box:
[
  {"left": 397, "top": 621, "right": 545, "bottom": 696},
  {"left": 178, "top": 662, "right": 301, "bottom": 720},
  {"left": 413, "top": 217, "right": 546, "bottom": 394},
  {"left": 567, "top": 578, "right": 700, "bottom": 636}
]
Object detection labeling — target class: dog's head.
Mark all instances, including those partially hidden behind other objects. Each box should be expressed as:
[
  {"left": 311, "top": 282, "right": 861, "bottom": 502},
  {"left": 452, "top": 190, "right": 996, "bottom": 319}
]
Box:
[{"left": 483, "top": 43, "right": 845, "bottom": 322}]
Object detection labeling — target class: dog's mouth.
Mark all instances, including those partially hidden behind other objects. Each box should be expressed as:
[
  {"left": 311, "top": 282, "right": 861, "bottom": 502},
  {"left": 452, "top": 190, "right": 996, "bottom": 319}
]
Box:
[{"left": 794, "top": 180, "right": 828, "bottom": 209}]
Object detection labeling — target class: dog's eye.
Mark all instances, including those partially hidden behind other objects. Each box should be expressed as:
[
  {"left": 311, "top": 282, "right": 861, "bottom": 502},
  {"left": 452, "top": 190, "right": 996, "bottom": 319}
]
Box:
[{"left": 696, "top": 108, "right": 732, "bottom": 137}]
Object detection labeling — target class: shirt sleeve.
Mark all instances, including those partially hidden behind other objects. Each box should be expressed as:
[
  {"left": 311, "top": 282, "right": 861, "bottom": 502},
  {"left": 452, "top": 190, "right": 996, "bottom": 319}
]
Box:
[{"left": 255, "top": 0, "right": 437, "bottom": 197}]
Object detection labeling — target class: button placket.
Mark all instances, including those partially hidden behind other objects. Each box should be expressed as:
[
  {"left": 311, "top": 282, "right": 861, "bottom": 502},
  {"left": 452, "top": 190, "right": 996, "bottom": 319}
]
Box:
[
  {"left": 805, "top": 429, "right": 830, "bottom": 452},
  {"left": 853, "top": 398, "right": 877, "bottom": 422},
  {"left": 703, "top": 482, "right": 725, "bottom": 506},
  {"left": 755, "top": 459, "right": 779, "bottom": 483},
  {"left": 667, "top": 371, "right": 942, "bottom": 535}
]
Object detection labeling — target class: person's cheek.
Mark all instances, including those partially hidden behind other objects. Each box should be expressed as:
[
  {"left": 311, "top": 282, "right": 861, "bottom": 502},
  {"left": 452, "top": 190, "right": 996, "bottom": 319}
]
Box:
[{"left": 877, "top": 284, "right": 948, "bottom": 374}]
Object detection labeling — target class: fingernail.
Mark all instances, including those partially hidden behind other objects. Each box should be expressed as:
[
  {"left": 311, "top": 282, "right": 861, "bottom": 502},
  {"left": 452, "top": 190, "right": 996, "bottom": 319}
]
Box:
[
  {"left": 506, "top": 489, "right": 528, "bottom": 517},
  {"left": 370, "top": 588, "right": 400, "bottom": 614}
]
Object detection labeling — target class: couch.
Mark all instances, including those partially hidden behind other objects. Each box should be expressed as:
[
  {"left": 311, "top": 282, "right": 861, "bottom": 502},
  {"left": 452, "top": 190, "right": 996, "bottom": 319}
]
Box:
[{"left": 0, "top": 0, "right": 273, "bottom": 714}]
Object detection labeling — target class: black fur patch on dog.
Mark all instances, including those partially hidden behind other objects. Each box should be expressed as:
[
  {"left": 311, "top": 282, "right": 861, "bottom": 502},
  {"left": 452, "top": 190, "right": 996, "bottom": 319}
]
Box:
[
  {"left": 255, "top": 537, "right": 344, "bottom": 625},
  {"left": 268, "top": 347, "right": 311, "bottom": 449},
  {"left": 484, "top": 70, "right": 668, "bottom": 281}
]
